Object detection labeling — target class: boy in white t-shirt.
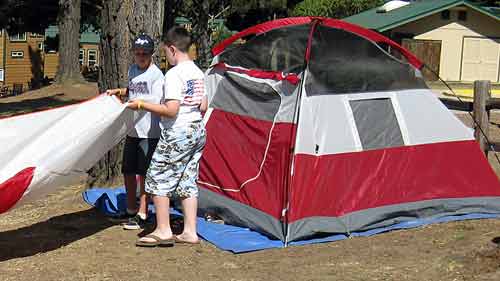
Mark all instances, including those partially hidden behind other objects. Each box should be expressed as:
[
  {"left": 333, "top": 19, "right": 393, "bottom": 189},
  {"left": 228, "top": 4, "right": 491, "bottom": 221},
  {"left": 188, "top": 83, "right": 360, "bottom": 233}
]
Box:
[
  {"left": 127, "top": 27, "right": 207, "bottom": 247},
  {"left": 106, "top": 34, "right": 164, "bottom": 230}
]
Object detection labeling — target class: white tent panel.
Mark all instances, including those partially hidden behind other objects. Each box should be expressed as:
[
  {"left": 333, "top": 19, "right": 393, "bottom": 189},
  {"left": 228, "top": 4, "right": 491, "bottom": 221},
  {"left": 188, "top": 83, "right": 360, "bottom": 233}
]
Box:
[
  {"left": 396, "top": 89, "right": 473, "bottom": 145},
  {"left": 295, "top": 89, "right": 473, "bottom": 155}
]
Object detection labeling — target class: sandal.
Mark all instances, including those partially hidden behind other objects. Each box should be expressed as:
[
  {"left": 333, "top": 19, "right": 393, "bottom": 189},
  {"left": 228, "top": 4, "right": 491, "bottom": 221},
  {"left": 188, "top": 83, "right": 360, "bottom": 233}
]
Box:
[
  {"left": 174, "top": 235, "right": 201, "bottom": 245},
  {"left": 136, "top": 234, "right": 175, "bottom": 247}
]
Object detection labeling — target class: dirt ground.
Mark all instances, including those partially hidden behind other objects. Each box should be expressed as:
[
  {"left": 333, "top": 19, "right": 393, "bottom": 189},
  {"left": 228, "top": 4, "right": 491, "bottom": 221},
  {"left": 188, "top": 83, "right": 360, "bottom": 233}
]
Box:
[
  {"left": 1, "top": 85, "right": 500, "bottom": 281},
  {"left": 0, "top": 83, "right": 99, "bottom": 117}
]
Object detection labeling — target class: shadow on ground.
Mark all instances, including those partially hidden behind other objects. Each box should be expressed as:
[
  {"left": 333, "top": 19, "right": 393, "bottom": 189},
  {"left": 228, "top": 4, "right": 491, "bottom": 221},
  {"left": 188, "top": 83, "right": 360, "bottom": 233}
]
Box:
[
  {"left": 0, "top": 209, "right": 115, "bottom": 262},
  {"left": 0, "top": 94, "right": 82, "bottom": 117}
]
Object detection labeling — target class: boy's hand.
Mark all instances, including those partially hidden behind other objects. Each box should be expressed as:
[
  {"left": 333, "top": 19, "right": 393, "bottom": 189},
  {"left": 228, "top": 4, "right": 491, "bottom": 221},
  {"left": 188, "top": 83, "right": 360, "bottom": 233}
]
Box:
[
  {"left": 127, "top": 99, "right": 144, "bottom": 111},
  {"left": 106, "top": 88, "right": 125, "bottom": 96},
  {"left": 106, "top": 89, "right": 119, "bottom": 96}
]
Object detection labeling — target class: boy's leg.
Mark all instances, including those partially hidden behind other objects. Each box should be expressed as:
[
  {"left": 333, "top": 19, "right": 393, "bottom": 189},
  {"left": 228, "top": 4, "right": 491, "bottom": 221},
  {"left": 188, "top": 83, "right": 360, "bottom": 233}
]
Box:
[
  {"left": 152, "top": 195, "right": 173, "bottom": 237},
  {"left": 124, "top": 174, "right": 138, "bottom": 214},
  {"left": 122, "top": 136, "right": 139, "bottom": 215},
  {"left": 138, "top": 195, "right": 172, "bottom": 243},
  {"left": 138, "top": 132, "right": 183, "bottom": 243},
  {"left": 178, "top": 197, "right": 198, "bottom": 243},
  {"left": 135, "top": 138, "right": 159, "bottom": 219},
  {"left": 176, "top": 124, "right": 206, "bottom": 243},
  {"left": 137, "top": 175, "right": 148, "bottom": 218}
]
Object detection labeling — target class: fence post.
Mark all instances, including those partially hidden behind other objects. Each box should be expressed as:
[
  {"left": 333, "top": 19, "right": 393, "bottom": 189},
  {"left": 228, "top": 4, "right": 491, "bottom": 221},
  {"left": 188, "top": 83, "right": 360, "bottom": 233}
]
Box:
[{"left": 473, "top": 80, "right": 491, "bottom": 156}]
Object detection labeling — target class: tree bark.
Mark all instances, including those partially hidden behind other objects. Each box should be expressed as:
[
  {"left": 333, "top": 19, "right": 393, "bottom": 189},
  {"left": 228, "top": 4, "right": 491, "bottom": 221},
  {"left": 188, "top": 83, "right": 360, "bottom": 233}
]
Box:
[
  {"left": 190, "top": 0, "right": 212, "bottom": 70},
  {"left": 55, "top": 0, "right": 85, "bottom": 84},
  {"left": 87, "top": 0, "right": 165, "bottom": 187}
]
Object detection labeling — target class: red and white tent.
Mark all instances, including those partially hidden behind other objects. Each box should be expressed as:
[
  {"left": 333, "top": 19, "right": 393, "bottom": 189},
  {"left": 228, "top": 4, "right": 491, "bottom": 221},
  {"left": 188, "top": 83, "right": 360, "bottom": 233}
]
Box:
[{"left": 198, "top": 17, "right": 500, "bottom": 243}]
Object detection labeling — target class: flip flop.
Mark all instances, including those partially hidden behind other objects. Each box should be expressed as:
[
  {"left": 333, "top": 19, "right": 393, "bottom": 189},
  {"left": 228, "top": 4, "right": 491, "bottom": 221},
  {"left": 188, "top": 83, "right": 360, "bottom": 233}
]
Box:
[
  {"left": 174, "top": 235, "right": 201, "bottom": 245},
  {"left": 136, "top": 234, "right": 175, "bottom": 248}
]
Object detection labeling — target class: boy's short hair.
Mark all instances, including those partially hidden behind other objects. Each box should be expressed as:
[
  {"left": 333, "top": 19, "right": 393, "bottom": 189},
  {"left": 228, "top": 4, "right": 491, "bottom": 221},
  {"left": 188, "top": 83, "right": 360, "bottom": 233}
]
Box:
[{"left": 163, "top": 26, "right": 192, "bottom": 53}]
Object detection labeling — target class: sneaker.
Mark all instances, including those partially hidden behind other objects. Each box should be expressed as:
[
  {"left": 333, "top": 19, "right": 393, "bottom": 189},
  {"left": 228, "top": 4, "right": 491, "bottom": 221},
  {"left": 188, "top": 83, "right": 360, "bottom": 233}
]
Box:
[
  {"left": 122, "top": 214, "right": 148, "bottom": 230},
  {"left": 108, "top": 211, "right": 137, "bottom": 223}
]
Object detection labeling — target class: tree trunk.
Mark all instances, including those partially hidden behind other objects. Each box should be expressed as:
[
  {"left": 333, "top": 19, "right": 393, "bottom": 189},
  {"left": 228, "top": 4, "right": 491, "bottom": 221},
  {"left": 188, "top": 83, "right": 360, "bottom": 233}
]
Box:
[
  {"left": 55, "top": 0, "right": 85, "bottom": 84},
  {"left": 86, "top": 0, "right": 165, "bottom": 187},
  {"left": 164, "top": 0, "right": 182, "bottom": 34},
  {"left": 190, "top": 0, "right": 212, "bottom": 70}
]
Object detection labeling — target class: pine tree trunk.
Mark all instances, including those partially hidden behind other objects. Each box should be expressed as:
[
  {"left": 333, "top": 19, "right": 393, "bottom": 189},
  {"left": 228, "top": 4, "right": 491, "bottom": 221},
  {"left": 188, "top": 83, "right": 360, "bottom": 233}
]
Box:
[
  {"left": 55, "top": 0, "right": 85, "bottom": 84},
  {"left": 86, "top": 0, "right": 165, "bottom": 187},
  {"left": 190, "top": 0, "right": 212, "bottom": 70}
]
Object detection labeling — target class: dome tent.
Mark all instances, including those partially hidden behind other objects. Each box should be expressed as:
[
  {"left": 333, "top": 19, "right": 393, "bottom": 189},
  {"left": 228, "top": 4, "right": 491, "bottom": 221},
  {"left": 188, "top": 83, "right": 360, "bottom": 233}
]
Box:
[{"left": 198, "top": 17, "right": 500, "bottom": 243}]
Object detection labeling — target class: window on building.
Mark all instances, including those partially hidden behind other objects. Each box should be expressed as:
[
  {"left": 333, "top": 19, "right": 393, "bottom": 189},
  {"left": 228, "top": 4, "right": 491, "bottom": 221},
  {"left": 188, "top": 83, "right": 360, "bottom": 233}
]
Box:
[
  {"left": 79, "top": 49, "right": 85, "bottom": 65},
  {"left": 30, "top": 33, "right": 44, "bottom": 38},
  {"left": 441, "top": 10, "right": 451, "bottom": 20},
  {"left": 458, "top": 11, "right": 467, "bottom": 21},
  {"left": 9, "top": 33, "right": 27, "bottom": 42},
  {"left": 88, "top": 49, "right": 98, "bottom": 67},
  {"left": 11, "top": 51, "right": 24, "bottom": 58}
]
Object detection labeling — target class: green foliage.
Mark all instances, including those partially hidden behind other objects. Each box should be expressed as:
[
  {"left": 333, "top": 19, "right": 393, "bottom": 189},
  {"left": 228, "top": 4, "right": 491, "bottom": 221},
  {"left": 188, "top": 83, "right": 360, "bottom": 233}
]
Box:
[
  {"left": 211, "top": 25, "right": 234, "bottom": 48},
  {"left": 291, "top": 0, "right": 384, "bottom": 18}
]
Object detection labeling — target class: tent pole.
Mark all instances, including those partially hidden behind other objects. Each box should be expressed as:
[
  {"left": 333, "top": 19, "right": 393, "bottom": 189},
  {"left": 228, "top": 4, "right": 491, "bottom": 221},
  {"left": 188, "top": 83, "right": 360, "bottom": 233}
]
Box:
[{"left": 283, "top": 19, "right": 321, "bottom": 247}]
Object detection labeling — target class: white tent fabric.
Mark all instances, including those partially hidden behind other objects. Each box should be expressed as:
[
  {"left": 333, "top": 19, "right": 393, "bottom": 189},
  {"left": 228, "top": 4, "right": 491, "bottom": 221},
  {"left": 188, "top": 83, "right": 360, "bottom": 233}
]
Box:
[
  {"left": 0, "top": 95, "right": 136, "bottom": 211},
  {"left": 295, "top": 89, "right": 474, "bottom": 155}
]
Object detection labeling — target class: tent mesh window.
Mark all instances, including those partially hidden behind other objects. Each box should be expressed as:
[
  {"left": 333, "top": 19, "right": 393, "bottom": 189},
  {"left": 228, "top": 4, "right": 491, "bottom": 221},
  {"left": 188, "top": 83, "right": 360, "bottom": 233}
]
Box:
[
  {"left": 219, "top": 24, "right": 310, "bottom": 74},
  {"left": 349, "top": 98, "right": 404, "bottom": 150},
  {"left": 211, "top": 73, "right": 281, "bottom": 122},
  {"left": 306, "top": 26, "right": 427, "bottom": 95}
]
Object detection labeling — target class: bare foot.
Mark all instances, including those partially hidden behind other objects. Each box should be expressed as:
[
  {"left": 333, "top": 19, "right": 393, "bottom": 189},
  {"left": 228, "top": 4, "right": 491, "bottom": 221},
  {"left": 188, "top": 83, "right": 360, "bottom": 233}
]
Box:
[
  {"left": 175, "top": 232, "right": 200, "bottom": 244},
  {"left": 139, "top": 229, "right": 173, "bottom": 243}
]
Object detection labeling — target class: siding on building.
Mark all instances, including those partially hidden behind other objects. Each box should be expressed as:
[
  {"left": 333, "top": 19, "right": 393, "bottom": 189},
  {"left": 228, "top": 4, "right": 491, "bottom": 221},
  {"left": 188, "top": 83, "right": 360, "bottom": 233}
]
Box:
[
  {"left": 0, "top": 28, "right": 99, "bottom": 89},
  {"left": 0, "top": 32, "right": 44, "bottom": 88},
  {"left": 0, "top": 31, "right": 5, "bottom": 85},
  {"left": 390, "top": 7, "right": 500, "bottom": 82}
]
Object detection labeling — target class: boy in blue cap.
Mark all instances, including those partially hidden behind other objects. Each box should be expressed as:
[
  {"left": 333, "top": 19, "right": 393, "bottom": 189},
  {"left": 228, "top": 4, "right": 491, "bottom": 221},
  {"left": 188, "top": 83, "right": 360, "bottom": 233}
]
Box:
[{"left": 107, "top": 33, "right": 164, "bottom": 230}]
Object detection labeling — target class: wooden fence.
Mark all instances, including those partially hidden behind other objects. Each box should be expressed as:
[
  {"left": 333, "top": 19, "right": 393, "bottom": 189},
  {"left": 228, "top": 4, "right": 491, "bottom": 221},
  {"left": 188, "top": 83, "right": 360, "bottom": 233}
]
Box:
[{"left": 439, "top": 80, "right": 499, "bottom": 156}]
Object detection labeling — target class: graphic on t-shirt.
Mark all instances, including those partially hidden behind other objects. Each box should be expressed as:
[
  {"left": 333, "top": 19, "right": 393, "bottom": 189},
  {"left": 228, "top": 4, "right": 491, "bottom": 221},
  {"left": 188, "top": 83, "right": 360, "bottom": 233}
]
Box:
[
  {"left": 184, "top": 79, "right": 204, "bottom": 106},
  {"left": 129, "top": 81, "right": 149, "bottom": 96}
]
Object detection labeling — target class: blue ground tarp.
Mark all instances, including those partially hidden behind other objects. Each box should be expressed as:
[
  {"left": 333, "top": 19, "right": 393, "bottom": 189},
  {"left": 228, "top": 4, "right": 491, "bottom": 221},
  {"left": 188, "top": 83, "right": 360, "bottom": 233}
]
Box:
[{"left": 83, "top": 187, "right": 499, "bottom": 253}]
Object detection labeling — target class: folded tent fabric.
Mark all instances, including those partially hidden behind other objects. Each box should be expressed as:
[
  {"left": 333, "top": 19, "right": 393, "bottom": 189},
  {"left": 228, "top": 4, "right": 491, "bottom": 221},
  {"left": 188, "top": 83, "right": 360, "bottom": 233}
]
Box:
[{"left": 0, "top": 95, "right": 136, "bottom": 214}]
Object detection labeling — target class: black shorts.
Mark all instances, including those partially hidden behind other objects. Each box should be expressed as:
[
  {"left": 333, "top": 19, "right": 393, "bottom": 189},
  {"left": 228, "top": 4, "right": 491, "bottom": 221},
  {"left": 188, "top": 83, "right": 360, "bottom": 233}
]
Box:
[{"left": 122, "top": 136, "right": 159, "bottom": 176}]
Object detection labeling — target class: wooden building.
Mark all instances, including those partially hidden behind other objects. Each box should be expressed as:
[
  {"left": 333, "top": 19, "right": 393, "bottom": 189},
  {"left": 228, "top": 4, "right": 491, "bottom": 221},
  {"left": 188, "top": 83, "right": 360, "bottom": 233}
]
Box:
[
  {"left": 44, "top": 26, "right": 100, "bottom": 79},
  {"left": 0, "top": 26, "right": 100, "bottom": 91},
  {"left": 345, "top": 0, "right": 500, "bottom": 82},
  {"left": 0, "top": 31, "right": 45, "bottom": 90}
]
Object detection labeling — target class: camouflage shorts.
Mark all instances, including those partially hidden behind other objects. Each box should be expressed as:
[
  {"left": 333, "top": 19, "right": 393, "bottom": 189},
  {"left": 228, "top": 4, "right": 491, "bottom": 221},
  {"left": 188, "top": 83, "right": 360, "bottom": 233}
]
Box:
[{"left": 145, "top": 121, "right": 206, "bottom": 198}]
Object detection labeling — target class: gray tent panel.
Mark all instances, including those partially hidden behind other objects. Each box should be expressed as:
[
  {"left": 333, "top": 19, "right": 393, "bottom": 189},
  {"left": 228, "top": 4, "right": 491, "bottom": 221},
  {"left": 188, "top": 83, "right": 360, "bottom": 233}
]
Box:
[
  {"left": 198, "top": 188, "right": 285, "bottom": 241},
  {"left": 287, "top": 197, "right": 500, "bottom": 242},
  {"left": 210, "top": 73, "right": 281, "bottom": 122}
]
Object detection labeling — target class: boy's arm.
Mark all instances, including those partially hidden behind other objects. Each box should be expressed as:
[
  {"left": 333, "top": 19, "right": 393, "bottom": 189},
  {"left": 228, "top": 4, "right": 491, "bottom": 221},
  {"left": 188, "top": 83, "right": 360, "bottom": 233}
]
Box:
[
  {"left": 199, "top": 95, "right": 208, "bottom": 113},
  {"left": 128, "top": 71, "right": 181, "bottom": 117},
  {"left": 128, "top": 99, "right": 180, "bottom": 118}
]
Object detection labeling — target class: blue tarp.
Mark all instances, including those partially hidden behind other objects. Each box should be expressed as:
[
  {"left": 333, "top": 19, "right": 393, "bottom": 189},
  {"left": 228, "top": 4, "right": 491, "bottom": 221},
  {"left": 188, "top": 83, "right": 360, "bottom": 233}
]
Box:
[{"left": 83, "top": 187, "right": 499, "bottom": 253}]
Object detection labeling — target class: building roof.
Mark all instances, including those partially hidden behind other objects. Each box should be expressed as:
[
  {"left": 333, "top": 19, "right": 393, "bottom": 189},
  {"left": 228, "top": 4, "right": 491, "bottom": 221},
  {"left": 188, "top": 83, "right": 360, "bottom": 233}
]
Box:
[
  {"left": 44, "top": 25, "right": 100, "bottom": 44},
  {"left": 175, "top": 16, "right": 226, "bottom": 28},
  {"left": 344, "top": 0, "right": 500, "bottom": 32}
]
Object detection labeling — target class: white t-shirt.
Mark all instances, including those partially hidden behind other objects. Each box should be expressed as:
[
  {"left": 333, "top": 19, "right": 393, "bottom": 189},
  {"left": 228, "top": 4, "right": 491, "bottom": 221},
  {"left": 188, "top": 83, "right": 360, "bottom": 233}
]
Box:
[
  {"left": 127, "top": 63, "right": 164, "bottom": 138},
  {"left": 161, "top": 61, "right": 206, "bottom": 129}
]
